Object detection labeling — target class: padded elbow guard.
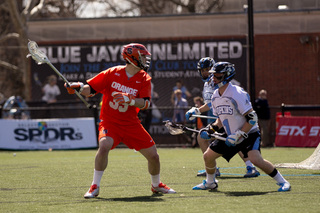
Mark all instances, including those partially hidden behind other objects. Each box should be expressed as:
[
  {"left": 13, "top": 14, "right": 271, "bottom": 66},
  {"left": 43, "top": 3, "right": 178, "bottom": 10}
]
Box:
[{"left": 245, "top": 111, "right": 258, "bottom": 126}]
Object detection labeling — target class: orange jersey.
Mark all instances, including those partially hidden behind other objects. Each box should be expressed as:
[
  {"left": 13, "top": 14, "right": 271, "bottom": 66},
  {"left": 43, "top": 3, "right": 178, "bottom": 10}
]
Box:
[{"left": 87, "top": 65, "right": 152, "bottom": 126}]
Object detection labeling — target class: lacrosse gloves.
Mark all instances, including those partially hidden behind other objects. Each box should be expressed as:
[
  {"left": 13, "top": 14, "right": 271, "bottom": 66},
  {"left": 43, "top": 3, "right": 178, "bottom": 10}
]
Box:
[
  {"left": 199, "top": 124, "right": 220, "bottom": 140},
  {"left": 64, "top": 82, "right": 84, "bottom": 94},
  {"left": 185, "top": 107, "right": 201, "bottom": 121},
  {"left": 225, "top": 130, "right": 248, "bottom": 147},
  {"left": 112, "top": 92, "right": 135, "bottom": 106}
]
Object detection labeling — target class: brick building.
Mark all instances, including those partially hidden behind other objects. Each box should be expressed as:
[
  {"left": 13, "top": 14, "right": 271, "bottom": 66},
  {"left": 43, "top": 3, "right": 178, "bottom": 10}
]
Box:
[{"left": 27, "top": 8, "right": 320, "bottom": 144}]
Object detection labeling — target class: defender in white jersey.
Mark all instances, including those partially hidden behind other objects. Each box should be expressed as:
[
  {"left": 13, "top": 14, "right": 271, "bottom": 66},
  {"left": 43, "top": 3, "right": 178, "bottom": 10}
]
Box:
[
  {"left": 186, "top": 58, "right": 216, "bottom": 153},
  {"left": 193, "top": 62, "right": 291, "bottom": 192},
  {"left": 186, "top": 57, "right": 260, "bottom": 178}
]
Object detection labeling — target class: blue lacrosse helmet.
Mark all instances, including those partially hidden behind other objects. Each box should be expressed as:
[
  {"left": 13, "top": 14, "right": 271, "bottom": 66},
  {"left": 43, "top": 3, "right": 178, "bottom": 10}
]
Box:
[
  {"left": 209, "top": 62, "right": 235, "bottom": 89},
  {"left": 197, "top": 57, "right": 215, "bottom": 82}
]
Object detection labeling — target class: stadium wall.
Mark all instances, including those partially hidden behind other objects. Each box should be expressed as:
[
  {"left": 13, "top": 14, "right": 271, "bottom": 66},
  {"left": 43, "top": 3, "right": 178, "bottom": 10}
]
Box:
[{"left": 27, "top": 11, "right": 320, "bottom": 146}]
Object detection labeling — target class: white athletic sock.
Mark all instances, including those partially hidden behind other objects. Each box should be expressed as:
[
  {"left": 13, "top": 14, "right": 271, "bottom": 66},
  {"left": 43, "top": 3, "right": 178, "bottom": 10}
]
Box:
[
  {"left": 151, "top": 174, "right": 160, "bottom": 187},
  {"left": 206, "top": 173, "right": 215, "bottom": 184},
  {"left": 245, "top": 160, "right": 254, "bottom": 168},
  {"left": 92, "top": 169, "right": 104, "bottom": 186},
  {"left": 273, "top": 171, "right": 287, "bottom": 184}
]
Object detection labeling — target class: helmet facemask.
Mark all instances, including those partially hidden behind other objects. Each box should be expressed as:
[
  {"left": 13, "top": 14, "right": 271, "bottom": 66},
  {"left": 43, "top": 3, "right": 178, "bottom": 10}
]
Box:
[
  {"left": 138, "top": 51, "right": 151, "bottom": 72},
  {"left": 212, "top": 74, "right": 226, "bottom": 90},
  {"left": 209, "top": 62, "right": 235, "bottom": 89},
  {"left": 197, "top": 57, "right": 215, "bottom": 82},
  {"left": 122, "top": 43, "right": 151, "bottom": 72}
]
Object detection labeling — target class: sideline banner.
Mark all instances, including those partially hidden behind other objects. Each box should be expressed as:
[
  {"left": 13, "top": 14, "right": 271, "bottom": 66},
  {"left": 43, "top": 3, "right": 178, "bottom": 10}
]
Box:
[
  {"left": 0, "top": 118, "right": 97, "bottom": 150},
  {"left": 275, "top": 116, "right": 320, "bottom": 147}
]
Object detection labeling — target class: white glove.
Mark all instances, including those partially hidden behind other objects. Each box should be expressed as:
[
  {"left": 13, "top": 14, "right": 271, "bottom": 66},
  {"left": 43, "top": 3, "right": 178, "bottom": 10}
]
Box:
[
  {"left": 185, "top": 107, "right": 201, "bottom": 121},
  {"left": 225, "top": 130, "right": 248, "bottom": 147},
  {"left": 112, "top": 92, "right": 135, "bottom": 106}
]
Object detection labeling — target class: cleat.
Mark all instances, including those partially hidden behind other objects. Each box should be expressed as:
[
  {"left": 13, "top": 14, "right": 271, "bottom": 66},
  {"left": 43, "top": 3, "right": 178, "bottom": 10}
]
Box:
[
  {"left": 277, "top": 182, "right": 291, "bottom": 192},
  {"left": 151, "top": 182, "right": 176, "bottom": 194},
  {"left": 244, "top": 166, "right": 260, "bottom": 178},
  {"left": 197, "top": 170, "right": 206, "bottom": 176},
  {"left": 215, "top": 167, "right": 221, "bottom": 177},
  {"left": 197, "top": 167, "right": 221, "bottom": 177},
  {"left": 192, "top": 180, "right": 218, "bottom": 190},
  {"left": 84, "top": 184, "right": 99, "bottom": 198}
]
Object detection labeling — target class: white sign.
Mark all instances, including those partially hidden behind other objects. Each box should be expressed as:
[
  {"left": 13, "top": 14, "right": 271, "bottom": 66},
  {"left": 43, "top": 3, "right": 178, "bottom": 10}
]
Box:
[{"left": 0, "top": 118, "right": 97, "bottom": 150}]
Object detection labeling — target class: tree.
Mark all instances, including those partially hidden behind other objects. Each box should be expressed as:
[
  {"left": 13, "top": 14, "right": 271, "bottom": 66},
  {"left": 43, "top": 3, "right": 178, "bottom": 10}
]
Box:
[
  {"left": 96, "top": 0, "right": 223, "bottom": 17},
  {"left": 0, "top": 0, "right": 82, "bottom": 100},
  {"left": 0, "top": 0, "right": 224, "bottom": 102},
  {"left": 0, "top": 0, "right": 29, "bottom": 100}
]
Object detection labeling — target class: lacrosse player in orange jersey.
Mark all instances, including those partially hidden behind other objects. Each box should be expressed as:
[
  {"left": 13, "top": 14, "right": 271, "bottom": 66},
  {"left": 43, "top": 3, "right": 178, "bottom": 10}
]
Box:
[{"left": 65, "top": 43, "right": 176, "bottom": 198}]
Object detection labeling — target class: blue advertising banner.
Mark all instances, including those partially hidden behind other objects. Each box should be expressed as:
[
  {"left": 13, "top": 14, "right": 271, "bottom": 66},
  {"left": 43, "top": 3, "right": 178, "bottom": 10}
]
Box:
[{"left": 30, "top": 37, "right": 247, "bottom": 108}]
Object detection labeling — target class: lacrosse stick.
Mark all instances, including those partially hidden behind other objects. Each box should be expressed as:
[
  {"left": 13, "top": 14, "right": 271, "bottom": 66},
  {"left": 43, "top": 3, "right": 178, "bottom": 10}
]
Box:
[
  {"left": 191, "top": 114, "right": 218, "bottom": 120},
  {"left": 164, "top": 120, "right": 226, "bottom": 141},
  {"left": 27, "top": 40, "right": 92, "bottom": 109}
]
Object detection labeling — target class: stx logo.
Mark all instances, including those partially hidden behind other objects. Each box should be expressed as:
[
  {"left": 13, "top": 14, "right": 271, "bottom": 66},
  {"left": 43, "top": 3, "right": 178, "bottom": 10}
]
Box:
[
  {"left": 309, "top": 126, "right": 320, "bottom": 136},
  {"left": 278, "top": 125, "right": 306, "bottom": 136},
  {"left": 278, "top": 126, "right": 320, "bottom": 136}
]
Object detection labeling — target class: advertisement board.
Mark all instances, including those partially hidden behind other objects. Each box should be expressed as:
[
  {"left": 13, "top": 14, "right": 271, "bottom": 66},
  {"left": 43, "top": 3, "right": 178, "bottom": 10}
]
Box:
[
  {"left": 0, "top": 118, "right": 97, "bottom": 150},
  {"left": 30, "top": 37, "right": 247, "bottom": 108},
  {"left": 275, "top": 116, "right": 320, "bottom": 147}
]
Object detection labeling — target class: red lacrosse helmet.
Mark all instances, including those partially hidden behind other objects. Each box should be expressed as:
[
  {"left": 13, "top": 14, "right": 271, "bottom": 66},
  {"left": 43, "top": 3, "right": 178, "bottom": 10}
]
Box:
[{"left": 121, "top": 43, "right": 151, "bottom": 71}]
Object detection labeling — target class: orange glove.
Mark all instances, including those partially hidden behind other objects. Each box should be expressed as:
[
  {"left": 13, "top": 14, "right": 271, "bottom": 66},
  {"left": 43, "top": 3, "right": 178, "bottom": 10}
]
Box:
[
  {"left": 112, "top": 92, "right": 135, "bottom": 106},
  {"left": 64, "top": 82, "right": 84, "bottom": 94}
]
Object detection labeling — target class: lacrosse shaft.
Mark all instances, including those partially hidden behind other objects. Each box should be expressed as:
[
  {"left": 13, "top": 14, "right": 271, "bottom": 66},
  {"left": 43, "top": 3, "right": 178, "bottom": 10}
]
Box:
[
  {"left": 211, "top": 134, "right": 226, "bottom": 141},
  {"left": 184, "top": 126, "right": 226, "bottom": 141},
  {"left": 184, "top": 126, "right": 200, "bottom": 133},
  {"left": 191, "top": 114, "right": 217, "bottom": 119},
  {"left": 47, "top": 62, "right": 91, "bottom": 109},
  {"left": 47, "top": 62, "right": 70, "bottom": 85}
]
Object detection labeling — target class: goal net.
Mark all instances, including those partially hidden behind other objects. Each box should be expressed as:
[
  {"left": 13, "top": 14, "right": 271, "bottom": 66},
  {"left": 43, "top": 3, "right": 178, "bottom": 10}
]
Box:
[{"left": 275, "top": 143, "right": 320, "bottom": 170}]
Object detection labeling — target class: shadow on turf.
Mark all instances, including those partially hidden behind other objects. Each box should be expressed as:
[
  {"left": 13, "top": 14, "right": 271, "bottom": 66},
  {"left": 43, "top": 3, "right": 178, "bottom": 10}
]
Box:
[
  {"left": 217, "top": 176, "right": 248, "bottom": 180},
  {"left": 221, "top": 191, "right": 275, "bottom": 196},
  {"left": 203, "top": 188, "right": 275, "bottom": 196},
  {"left": 92, "top": 194, "right": 164, "bottom": 202}
]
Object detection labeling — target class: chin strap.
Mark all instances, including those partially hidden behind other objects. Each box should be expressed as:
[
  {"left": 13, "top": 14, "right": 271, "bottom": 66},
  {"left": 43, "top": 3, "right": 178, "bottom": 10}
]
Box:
[{"left": 214, "top": 81, "right": 227, "bottom": 90}]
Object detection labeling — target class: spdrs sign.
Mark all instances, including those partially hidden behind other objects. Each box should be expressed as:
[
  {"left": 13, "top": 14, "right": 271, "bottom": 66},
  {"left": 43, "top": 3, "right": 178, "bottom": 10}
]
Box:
[
  {"left": 0, "top": 118, "right": 97, "bottom": 150},
  {"left": 275, "top": 116, "right": 320, "bottom": 147}
]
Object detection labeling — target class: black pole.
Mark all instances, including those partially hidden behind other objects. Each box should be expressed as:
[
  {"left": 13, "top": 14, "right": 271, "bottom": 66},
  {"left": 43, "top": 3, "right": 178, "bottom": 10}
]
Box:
[
  {"left": 248, "top": 0, "right": 255, "bottom": 103},
  {"left": 92, "top": 104, "right": 100, "bottom": 145}
]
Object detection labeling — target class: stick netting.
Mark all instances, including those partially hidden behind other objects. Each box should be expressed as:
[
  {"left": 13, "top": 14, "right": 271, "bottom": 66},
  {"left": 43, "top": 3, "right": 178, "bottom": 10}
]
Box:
[
  {"left": 164, "top": 121, "right": 185, "bottom": 135},
  {"left": 27, "top": 40, "right": 48, "bottom": 64}
]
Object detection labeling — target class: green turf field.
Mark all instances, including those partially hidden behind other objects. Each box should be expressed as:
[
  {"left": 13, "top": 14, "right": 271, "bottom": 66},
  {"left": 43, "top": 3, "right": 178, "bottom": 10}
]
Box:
[{"left": 1, "top": 147, "right": 319, "bottom": 213}]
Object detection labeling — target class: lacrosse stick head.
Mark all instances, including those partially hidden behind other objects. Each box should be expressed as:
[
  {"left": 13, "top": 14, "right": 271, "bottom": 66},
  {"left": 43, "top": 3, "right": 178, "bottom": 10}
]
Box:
[
  {"left": 164, "top": 120, "right": 185, "bottom": 135},
  {"left": 27, "top": 40, "right": 49, "bottom": 65}
]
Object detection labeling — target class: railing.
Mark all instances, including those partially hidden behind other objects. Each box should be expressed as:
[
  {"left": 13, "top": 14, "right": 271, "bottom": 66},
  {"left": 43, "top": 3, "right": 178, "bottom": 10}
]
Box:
[{"left": 280, "top": 103, "right": 320, "bottom": 116}]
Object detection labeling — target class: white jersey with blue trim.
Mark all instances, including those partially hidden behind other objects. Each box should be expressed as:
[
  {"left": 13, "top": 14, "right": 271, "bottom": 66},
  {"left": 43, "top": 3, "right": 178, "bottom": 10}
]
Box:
[
  {"left": 203, "top": 79, "right": 216, "bottom": 123},
  {"left": 202, "top": 79, "right": 215, "bottom": 105},
  {"left": 210, "top": 83, "right": 258, "bottom": 135}
]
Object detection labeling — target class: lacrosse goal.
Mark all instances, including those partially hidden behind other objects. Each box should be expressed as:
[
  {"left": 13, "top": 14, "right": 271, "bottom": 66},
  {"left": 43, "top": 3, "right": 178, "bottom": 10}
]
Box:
[{"left": 275, "top": 142, "right": 320, "bottom": 170}]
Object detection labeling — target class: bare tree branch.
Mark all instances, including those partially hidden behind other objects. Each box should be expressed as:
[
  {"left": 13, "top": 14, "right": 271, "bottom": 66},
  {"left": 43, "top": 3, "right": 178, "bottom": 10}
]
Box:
[
  {"left": 22, "top": 0, "right": 37, "bottom": 17},
  {"left": 6, "top": 0, "right": 27, "bottom": 35},
  {"left": 29, "top": 0, "right": 45, "bottom": 17},
  {"left": 0, "top": 33, "right": 20, "bottom": 43},
  {"left": 0, "top": 3, "right": 9, "bottom": 12},
  {"left": 0, "top": 60, "right": 19, "bottom": 71}
]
